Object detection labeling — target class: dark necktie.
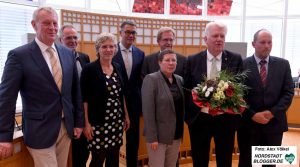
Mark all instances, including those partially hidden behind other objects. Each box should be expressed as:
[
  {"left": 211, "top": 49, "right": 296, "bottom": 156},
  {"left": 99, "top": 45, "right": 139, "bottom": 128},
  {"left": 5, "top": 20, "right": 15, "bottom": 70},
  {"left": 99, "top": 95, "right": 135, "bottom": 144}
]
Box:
[{"left": 259, "top": 60, "right": 267, "bottom": 86}]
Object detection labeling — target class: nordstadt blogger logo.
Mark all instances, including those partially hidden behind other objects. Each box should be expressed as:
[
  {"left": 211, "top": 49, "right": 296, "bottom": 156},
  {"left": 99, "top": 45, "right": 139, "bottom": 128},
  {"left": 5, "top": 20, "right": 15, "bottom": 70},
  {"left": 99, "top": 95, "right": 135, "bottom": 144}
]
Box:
[{"left": 252, "top": 146, "right": 297, "bottom": 165}]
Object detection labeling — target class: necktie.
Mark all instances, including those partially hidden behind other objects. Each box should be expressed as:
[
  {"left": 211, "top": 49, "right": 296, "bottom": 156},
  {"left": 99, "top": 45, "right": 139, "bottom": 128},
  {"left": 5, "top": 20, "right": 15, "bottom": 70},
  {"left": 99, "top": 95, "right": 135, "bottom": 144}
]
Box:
[
  {"left": 75, "top": 53, "right": 82, "bottom": 79},
  {"left": 46, "top": 47, "right": 62, "bottom": 92},
  {"left": 259, "top": 60, "right": 267, "bottom": 86},
  {"left": 122, "top": 49, "right": 132, "bottom": 78},
  {"left": 210, "top": 57, "right": 218, "bottom": 80}
]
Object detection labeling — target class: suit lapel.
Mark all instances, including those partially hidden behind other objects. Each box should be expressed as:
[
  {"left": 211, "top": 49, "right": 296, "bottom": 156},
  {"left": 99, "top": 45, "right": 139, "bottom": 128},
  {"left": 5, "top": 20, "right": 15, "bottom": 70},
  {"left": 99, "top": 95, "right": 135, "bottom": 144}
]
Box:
[
  {"left": 199, "top": 51, "right": 207, "bottom": 81},
  {"left": 115, "top": 44, "right": 129, "bottom": 81},
  {"left": 266, "top": 56, "right": 276, "bottom": 88},
  {"left": 29, "top": 41, "right": 57, "bottom": 87},
  {"left": 221, "top": 51, "right": 230, "bottom": 70},
  {"left": 130, "top": 46, "right": 137, "bottom": 80},
  {"left": 158, "top": 72, "right": 175, "bottom": 113},
  {"left": 175, "top": 76, "right": 184, "bottom": 101},
  {"left": 249, "top": 55, "right": 262, "bottom": 86},
  {"left": 55, "top": 44, "right": 69, "bottom": 92}
]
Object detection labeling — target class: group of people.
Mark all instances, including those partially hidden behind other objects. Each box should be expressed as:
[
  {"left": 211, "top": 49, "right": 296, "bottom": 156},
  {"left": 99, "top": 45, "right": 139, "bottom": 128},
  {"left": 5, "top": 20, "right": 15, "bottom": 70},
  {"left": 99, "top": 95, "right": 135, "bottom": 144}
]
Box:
[{"left": 0, "top": 6, "right": 294, "bottom": 167}]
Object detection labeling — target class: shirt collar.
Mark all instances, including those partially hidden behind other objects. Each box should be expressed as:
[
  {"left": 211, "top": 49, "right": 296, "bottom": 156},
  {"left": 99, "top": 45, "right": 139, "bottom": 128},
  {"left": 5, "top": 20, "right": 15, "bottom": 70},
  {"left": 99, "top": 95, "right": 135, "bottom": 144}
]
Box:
[
  {"left": 207, "top": 50, "right": 222, "bottom": 61},
  {"left": 254, "top": 54, "right": 269, "bottom": 65},
  {"left": 35, "top": 37, "right": 57, "bottom": 53},
  {"left": 119, "top": 42, "right": 132, "bottom": 52}
]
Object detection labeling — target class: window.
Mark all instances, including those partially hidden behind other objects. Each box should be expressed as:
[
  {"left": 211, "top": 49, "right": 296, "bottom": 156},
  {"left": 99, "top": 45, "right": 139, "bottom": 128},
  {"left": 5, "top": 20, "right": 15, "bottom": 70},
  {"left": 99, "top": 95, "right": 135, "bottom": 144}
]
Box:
[
  {"left": 245, "top": 19, "right": 282, "bottom": 57},
  {"left": 246, "top": 0, "right": 284, "bottom": 16},
  {"left": 46, "top": 0, "right": 86, "bottom": 8},
  {"left": 0, "top": 2, "right": 36, "bottom": 111},
  {"left": 285, "top": 19, "right": 300, "bottom": 76}
]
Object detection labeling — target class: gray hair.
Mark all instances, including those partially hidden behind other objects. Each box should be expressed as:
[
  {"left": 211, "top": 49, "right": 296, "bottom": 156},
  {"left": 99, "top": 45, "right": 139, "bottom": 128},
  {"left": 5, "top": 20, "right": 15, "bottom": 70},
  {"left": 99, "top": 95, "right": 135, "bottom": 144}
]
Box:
[
  {"left": 95, "top": 32, "right": 118, "bottom": 57},
  {"left": 204, "top": 22, "right": 227, "bottom": 36},
  {"left": 32, "top": 6, "right": 57, "bottom": 22},
  {"left": 58, "top": 24, "right": 76, "bottom": 39},
  {"left": 157, "top": 27, "right": 176, "bottom": 43}
]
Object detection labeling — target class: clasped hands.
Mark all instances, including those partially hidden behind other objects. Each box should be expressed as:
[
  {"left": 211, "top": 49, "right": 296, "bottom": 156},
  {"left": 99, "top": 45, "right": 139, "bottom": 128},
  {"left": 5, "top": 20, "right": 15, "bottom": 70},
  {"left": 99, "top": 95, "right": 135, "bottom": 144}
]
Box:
[
  {"left": 252, "top": 110, "right": 274, "bottom": 124},
  {"left": 0, "top": 142, "right": 13, "bottom": 159}
]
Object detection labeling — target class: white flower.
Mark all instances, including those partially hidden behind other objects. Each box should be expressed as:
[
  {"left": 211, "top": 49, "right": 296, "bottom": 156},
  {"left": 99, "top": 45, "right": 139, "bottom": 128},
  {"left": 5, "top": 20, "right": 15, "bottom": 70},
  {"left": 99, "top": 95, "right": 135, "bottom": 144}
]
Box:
[
  {"left": 207, "top": 87, "right": 214, "bottom": 92},
  {"left": 202, "top": 86, "right": 207, "bottom": 92},
  {"left": 224, "top": 82, "right": 229, "bottom": 89},
  {"left": 205, "top": 91, "right": 210, "bottom": 97}
]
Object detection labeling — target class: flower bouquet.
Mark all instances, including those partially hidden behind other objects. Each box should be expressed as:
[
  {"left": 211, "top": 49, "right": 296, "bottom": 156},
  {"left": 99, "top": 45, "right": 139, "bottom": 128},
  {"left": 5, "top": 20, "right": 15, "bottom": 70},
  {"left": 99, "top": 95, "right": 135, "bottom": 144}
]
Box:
[{"left": 192, "top": 70, "right": 248, "bottom": 116}]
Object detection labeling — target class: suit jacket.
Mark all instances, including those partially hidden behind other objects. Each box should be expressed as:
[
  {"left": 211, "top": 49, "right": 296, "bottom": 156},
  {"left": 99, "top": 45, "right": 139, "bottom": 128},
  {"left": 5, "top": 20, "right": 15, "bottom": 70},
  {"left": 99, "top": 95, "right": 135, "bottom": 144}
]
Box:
[
  {"left": 142, "top": 71, "right": 184, "bottom": 144},
  {"left": 0, "top": 41, "right": 84, "bottom": 149},
  {"left": 112, "top": 43, "right": 145, "bottom": 117},
  {"left": 76, "top": 51, "right": 90, "bottom": 68},
  {"left": 80, "top": 59, "right": 125, "bottom": 125},
  {"left": 184, "top": 50, "right": 243, "bottom": 125},
  {"left": 241, "top": 55, "right": 294, "bottom": 133},
  {"left": 142, "top": 51, "right": 187, "bottom": 78}
]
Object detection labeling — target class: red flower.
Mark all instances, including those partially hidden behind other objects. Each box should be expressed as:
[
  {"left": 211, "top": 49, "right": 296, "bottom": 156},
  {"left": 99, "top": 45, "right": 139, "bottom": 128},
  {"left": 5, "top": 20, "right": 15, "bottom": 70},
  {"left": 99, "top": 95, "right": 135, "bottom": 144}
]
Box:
[
  {"left": 226, "top": 108, "right": 235, "bottom": 114},
  {"left": 225, "top": 85, "right": 234, "bottom": 97},
  {"left": 239, "top": 106, "right": 246, "bottom": 113},
  {"left": 209, "top": 108, "right": 221, "bottom": 116}
]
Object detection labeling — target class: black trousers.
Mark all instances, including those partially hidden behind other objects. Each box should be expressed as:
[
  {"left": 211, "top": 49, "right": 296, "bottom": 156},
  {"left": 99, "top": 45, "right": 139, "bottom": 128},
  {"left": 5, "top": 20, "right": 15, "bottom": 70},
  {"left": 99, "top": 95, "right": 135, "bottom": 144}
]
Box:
[
  {"left": 126, "top": 113, "right": 140, "bottom": 167},
  {"left": 188, "top": 113, "right": 239, "bottom": 167},
  {"left": 72, "top": 134, "right": 89, "bottom": 167},
  {"left": 238, "top": 123, "right": 283, "bottom": 167},
  {"left": 89, "top": 147, "right": 120, "bottom": 167}
]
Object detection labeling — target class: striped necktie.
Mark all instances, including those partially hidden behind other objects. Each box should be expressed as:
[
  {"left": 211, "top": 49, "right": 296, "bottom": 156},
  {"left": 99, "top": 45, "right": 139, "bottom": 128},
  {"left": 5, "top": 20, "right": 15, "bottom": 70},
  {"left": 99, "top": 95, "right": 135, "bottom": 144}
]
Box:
[
  {"left": 46, "top": 47, "right": 62, "bottom": 92},
  {"left": 259, "top": 59, "right": 267, "bottom": 87}
]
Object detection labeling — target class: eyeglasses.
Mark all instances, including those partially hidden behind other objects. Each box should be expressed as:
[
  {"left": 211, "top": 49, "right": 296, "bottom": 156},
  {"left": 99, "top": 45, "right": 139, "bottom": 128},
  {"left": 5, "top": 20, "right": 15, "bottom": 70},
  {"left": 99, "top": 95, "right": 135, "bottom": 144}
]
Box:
[
  {"left": 161, "top": 38, "right": 174, "bottom": 43},
  {"left": 64, "top": 36, "right": 78, "bottom": 40},
  {"left": 122, "top": 30, "right": 137, "bottom": 36}
]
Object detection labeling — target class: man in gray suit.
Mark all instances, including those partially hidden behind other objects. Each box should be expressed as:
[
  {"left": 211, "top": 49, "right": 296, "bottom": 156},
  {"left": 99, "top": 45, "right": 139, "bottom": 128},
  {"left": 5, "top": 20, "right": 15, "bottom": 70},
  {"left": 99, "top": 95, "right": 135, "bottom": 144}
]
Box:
[
  {"left": 142, "top": 27, "right": 186, "bottom": 78},
  {"left": 59, "top": 24, "right": 90, "bottom": 167},
  {"left": 0, "top": 7, "right": 84, "bottom": 167}
]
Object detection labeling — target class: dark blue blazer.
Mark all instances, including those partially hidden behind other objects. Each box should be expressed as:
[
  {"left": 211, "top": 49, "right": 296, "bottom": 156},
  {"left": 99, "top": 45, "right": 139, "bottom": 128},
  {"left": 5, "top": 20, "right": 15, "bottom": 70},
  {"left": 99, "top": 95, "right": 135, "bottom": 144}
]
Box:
[
  {"left": 0, "top": 41, "right": 84, "bottom": 149},
  {"left": 113, "top": 43, "right": 145, "bottom": 118},
  {"left": 184, "top": 50, "right": 243, "bottom": 125},
  {"left": 241, "top": 55, "right": 294, "bottom": 133}
]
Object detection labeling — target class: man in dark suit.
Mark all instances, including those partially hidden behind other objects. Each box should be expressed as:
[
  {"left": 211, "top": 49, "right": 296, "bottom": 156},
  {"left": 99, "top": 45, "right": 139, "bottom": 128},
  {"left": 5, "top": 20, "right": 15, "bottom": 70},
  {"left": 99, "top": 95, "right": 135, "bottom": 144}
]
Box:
[
  {"left": 0, "top": 7, "right": 84, "bottom": 167},
  {"left": 184, "top": 22, "right": 243, "bottom": 167},
  {"left": 237, "top": 29, "right": 294, "bottom": 167},
  {"left": 142, "top": 27, "right": 186, "bottom": 78},
  {"left": 112, "top": 21, "right": 145, "bottom": 167},
  {"left": 59, "top": 24, "right": 90, "bottom": 167}
]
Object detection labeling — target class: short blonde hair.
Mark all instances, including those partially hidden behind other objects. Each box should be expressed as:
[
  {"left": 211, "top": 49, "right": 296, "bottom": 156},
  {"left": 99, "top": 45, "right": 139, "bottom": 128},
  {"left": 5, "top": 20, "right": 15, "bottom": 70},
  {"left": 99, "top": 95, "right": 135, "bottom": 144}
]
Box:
[{"left": 95, "top": 32, "right": 118, "bottom": 57}]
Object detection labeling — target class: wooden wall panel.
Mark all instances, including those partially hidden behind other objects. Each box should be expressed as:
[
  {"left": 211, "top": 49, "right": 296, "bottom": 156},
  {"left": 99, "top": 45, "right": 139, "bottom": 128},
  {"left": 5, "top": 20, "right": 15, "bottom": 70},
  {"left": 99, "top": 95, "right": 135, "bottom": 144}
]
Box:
[{"left": 61, "top": 9, "right": 209, "bottom": 59}]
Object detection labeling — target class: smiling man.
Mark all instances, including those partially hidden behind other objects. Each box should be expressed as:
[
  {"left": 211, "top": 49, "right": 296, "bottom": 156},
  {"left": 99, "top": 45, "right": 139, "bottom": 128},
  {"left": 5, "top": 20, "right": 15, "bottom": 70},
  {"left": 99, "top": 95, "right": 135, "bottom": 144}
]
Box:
[
  {"left": 112, "top": 21, "right": 145, "bottom": 167},
  {"left": 0, "top": 7, "right": 84, "bottom": 167},
  {"left": 184, "top": 22, "right": 243, "bottom": 167},
  {"left": 142, "top": 27, "right": 186, "bottom": 78}
]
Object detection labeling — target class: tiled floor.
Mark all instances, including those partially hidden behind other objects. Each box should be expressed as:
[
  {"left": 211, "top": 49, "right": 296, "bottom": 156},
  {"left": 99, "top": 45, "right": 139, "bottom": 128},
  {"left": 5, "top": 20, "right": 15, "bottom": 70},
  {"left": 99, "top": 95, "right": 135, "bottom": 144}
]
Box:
[{"left": 88, "top": 128, "right": 300, "bottom": 167}]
